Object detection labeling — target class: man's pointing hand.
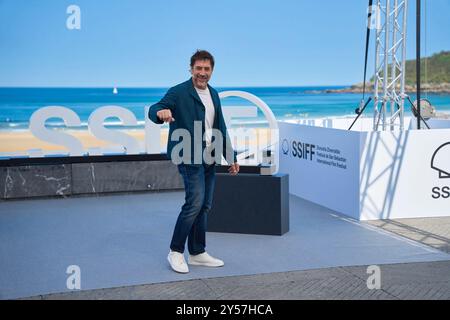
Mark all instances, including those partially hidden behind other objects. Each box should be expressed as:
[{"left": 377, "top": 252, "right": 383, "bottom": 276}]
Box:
[{"left": 157, "top": 109, "right": 175, "bottom": 123}]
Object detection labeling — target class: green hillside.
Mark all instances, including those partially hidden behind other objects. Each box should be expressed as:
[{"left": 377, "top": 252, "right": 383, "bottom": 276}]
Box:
[
  {"left": 371, "top": 51, "right": 450, "bottom": 85},
  {"left": 405, "top": 50, "right": 450, "bottom": 85}
]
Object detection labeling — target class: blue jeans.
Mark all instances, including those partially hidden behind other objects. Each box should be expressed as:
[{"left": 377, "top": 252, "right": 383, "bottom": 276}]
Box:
[{"left": 170, "top": 163, "right": 216, "bottom": 255}]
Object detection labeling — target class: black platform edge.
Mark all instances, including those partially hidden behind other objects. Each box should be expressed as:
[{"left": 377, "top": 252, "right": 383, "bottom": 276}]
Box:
[
  {"left": 0, "top": 153, "right": 169, "bottom": 166},
  {"left": 0, "top": 154, "right": 261, "bottom": 173}
]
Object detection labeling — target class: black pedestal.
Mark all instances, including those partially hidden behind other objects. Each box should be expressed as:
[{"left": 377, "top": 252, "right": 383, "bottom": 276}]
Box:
[{"left": 208, "top": 173, "right": 289, "bottom": 235}]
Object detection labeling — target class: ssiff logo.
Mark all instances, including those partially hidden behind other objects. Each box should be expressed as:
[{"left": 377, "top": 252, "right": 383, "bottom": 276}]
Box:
[
  {"left": 431, "top": 142, "right": 450, "bottom": 199},
  {"left": 281, "top": 138, "right": 316, "bottom": 161}
]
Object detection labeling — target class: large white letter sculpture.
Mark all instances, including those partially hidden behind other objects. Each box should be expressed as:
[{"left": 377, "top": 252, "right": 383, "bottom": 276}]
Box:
[
  {"left": 26, "top": 92, "right": 278, "bottom": 175},
  {"left": 29, "top": 106, "right": 84, "bottom": 156},
  {"left": 88, "top": 106, "right": 140, "bottom": 155},
  {"left": 219, "top": 91, "right": 279, "bottom": 175}
]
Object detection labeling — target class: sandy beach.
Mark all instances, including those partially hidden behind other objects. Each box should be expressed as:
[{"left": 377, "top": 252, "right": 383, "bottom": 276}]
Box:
[{"left": 0, "top": 127, "right": 273, "bottom": 155}]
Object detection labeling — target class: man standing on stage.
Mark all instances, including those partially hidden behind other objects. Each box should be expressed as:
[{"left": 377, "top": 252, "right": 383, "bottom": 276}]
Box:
[{"left": 148, "top": 50, "right": 239, "bottom": 273}]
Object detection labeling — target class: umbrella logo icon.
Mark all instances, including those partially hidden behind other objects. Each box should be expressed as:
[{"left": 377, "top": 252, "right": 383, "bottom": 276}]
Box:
[
  {"left": 431, "top": 142, "right": 450, "bottom": 179},
  {"left": 282, "top": 139, "right": 290, "bottom": 155}
]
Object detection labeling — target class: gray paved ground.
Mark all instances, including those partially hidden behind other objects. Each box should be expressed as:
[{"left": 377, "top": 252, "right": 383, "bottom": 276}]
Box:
[
  {"left": 367, "top": 217, "right": 450, "bottom": 253},
  {"left": 19, "top": 214, "right": 450, "bottom": 300},
  {"left": 26, "top": 260, "right": 450, "bottom": 300}
]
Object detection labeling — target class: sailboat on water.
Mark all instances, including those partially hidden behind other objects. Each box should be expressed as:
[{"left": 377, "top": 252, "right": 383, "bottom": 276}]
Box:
[{"left": 113, "top": 86, "right": 118, "bottom": 95}]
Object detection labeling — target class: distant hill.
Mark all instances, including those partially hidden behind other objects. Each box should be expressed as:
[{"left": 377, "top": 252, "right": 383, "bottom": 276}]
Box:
[
  {"left": 326, "top": 51, "right": 450, "bottom": 94},
  {"left": 405, "top": 50, "right": 450, "bottom": 85}
]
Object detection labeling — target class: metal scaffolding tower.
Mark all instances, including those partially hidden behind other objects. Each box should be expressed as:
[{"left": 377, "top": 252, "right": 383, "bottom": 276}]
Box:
[{"left": 372, "top": 0, "right": 408, "bottom": 131}]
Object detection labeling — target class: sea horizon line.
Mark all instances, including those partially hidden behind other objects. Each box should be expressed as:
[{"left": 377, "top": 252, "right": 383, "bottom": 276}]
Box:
[{"left": 0, "top": 85, "right": 350, "bottom": 89}]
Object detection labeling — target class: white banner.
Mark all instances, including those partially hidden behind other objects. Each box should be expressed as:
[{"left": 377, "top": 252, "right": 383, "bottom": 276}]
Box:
[{"left": 279, "top": 118, "right": 450, "bottom": 220}]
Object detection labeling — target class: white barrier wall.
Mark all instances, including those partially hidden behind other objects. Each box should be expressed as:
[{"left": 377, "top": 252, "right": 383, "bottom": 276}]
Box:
[
  {"left": 279, "top": 118, "right": 450, "bottom": 220},
  {"left": 279, "top": 122, "right": 361, "bottom": 218}
]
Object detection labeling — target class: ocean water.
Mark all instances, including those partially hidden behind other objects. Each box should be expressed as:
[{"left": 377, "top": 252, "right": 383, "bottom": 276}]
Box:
[{"left": 1, "top": 87, "right": 450, "bottom": 131}]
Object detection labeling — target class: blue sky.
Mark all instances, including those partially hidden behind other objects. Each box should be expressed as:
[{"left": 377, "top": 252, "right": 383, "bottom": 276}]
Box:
[{"left": 0, "top": 0, "right": 449, "bottom": 87}]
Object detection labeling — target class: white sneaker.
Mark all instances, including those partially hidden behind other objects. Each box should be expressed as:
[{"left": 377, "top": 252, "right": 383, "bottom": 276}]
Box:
[
  {"left": 188, "top": 252, "right": 224, "bottom": 267},
  {"left": 167, "top": 250, "right": 189, "bottom": 273}
]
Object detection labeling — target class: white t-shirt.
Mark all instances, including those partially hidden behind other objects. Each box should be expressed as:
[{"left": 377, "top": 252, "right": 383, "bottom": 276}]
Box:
[{"left": 195, "top": 87, "right": 215, "bottom": 146}]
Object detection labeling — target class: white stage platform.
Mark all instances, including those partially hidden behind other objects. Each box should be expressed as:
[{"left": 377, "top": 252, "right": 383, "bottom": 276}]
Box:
[{"left": 1, "top": 191, "right": 449, "bottom": 299}]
